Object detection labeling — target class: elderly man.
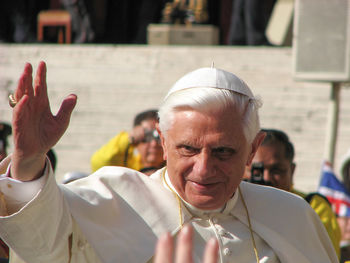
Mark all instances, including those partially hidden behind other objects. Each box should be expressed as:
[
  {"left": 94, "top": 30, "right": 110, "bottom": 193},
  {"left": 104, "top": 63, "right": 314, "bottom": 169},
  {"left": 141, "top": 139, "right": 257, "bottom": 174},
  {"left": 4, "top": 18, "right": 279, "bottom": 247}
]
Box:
[{"left": 0, "top": 62, "right": 337, "bottom": 263}]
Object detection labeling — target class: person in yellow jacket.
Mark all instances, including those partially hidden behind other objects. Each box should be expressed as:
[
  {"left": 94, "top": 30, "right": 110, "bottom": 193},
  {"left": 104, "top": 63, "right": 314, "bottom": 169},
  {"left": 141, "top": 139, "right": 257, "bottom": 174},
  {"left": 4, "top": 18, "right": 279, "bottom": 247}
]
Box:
[
  {"left": 245, "top": 128, "right": 341, "bottom": 259},
  {"left": 91, "top": 109, "right": 165, "bottom": 174}
]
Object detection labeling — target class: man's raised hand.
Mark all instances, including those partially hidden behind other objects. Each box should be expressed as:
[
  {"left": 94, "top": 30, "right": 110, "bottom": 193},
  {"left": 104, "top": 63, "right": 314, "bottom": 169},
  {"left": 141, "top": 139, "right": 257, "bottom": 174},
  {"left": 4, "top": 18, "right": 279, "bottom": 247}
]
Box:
[{"left": 10, "top": 61, "right": 77, "bottom": 181}]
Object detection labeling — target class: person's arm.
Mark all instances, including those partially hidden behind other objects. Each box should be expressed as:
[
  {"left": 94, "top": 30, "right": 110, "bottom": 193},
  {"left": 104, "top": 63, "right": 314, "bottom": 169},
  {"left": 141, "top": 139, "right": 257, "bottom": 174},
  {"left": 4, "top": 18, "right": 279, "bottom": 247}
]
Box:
[
  {"left": 154, "top": 225, "right": 219, "bottom": 263},
  {"left": 0, "top": 158, "right": 73, "bottom": 263},
  {"left": 10, "top": 61, "right": 76, "bottom": 182},
  {"left": 0, "top": 62, "right": 76, "bottom": 262}
]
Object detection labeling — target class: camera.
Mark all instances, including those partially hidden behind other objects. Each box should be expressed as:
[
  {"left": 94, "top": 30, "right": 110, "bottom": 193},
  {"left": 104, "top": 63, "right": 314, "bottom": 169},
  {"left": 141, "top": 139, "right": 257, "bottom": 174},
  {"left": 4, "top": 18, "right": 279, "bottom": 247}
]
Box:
[
  {"left": 249, "top": 162, "right": 272, "bottom": 186},
  {"left": 143, "top": 129, "right": 160, "bottom": 143}
]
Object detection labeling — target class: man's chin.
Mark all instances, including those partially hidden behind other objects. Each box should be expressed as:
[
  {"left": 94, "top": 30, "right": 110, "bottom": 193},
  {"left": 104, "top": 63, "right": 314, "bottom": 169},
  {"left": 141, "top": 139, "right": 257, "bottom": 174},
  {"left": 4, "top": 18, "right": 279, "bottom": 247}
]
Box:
[{"left": 187, "top": 196, "right": 225, "bottom": 211}]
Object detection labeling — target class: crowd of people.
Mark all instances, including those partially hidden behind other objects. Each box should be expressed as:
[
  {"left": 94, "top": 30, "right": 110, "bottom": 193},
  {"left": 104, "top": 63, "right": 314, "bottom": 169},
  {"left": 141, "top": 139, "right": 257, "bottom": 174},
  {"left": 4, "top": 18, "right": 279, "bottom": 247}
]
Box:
[
  {"left": 0, "top": 0, "right": 276, "bottom": 45},
  {"left": 0, "top": 61, "right": 345, "bottom": 263}
]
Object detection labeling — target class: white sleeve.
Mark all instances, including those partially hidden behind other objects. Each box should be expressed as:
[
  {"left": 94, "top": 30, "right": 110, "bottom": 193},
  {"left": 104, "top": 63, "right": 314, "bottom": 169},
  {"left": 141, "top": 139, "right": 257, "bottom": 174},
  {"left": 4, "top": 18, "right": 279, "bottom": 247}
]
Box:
[
  {"left": 0, "top": 158, "right": 73, "bottom": 263},
  {"left": 0, "top": 160, "right": 48, "bottom": 214}
]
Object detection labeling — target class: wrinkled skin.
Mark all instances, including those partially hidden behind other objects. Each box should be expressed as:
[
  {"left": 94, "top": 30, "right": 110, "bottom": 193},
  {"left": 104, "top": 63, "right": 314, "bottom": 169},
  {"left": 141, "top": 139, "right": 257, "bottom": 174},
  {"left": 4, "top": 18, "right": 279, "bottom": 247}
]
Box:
[
  {"left": 158, "top": 108, "right": 264, "bottom": 210},
  {"left": 10, "top": 62, "right": 76, "bottom": 181}
]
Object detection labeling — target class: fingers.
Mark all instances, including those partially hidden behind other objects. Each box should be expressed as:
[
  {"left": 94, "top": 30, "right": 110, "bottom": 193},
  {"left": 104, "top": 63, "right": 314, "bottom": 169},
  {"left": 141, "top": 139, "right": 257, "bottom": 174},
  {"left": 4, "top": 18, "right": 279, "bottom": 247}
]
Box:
[
  {"left": 154, "top": 226, "right": 218, "bottom": 263},
  {"left": 34, "top": 61, "right": 48, "bottom": 100},
  {"left": 203, "top": 238, "right": 219, "bottom": 263},
  {"left": 154, "top": 232, "right": 173, "bottom": 263},
  {"left": 175, "top": 225, "right": 193, "bottom": 263},
  {"left": 154, "top": 226, "right": 193, "bottom": 263},
  {"left": 15, "top": 62, "right": 47, "bottom": 107},
  {"left": 55, "top": 94, "right": 77, "bottom": 129},
  {"left": 16, "top": 63, "right": 33, "bottom": 102}
]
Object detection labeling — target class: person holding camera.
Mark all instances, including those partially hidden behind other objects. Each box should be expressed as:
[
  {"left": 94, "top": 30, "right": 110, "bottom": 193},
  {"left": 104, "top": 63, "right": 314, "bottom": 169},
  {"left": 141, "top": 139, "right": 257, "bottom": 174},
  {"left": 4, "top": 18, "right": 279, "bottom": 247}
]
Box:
[
  {"left": 90, "top": 109, "right": 165, "bottom": 175},
  {"left": 246, "top": 128, "right": 341, "bottom": 259}
]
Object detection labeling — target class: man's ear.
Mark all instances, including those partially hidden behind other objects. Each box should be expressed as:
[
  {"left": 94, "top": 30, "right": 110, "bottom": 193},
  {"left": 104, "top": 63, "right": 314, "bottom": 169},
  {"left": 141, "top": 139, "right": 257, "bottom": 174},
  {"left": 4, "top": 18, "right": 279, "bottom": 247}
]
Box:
[
  {"left": 246, "top": 131, "right": 266, "bottom": 166},
  {"left": 156, "top": 124, "right": 167, "bottom": 160}
]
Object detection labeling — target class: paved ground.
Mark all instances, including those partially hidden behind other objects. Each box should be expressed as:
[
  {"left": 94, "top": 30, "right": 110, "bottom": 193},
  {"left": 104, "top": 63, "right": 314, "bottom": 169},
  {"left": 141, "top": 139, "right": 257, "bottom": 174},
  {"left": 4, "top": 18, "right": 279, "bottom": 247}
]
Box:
[{"left": 1, "top": 44, "right": 350, "bottom": 191}]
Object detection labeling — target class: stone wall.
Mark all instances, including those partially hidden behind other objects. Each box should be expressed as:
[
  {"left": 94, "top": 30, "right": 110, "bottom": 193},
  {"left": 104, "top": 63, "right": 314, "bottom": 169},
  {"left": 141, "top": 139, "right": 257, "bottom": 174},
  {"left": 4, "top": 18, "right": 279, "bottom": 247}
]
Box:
[{"left": 1, "top": 44, "right": 350, "bottom": 191}]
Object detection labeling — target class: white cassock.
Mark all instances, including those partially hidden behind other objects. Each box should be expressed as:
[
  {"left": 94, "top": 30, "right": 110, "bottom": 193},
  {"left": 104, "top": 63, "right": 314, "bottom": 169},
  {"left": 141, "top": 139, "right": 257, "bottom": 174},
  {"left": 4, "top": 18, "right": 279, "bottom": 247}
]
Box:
[{"left": 0, "top": 159, "right": 338, "bottom": 263}]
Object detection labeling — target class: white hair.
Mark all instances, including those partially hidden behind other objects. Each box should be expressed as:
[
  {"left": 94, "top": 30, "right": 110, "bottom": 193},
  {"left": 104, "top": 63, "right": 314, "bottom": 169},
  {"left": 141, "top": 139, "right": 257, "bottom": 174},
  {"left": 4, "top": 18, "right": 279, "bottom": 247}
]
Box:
[{"left": 158, "top": 87, "right": 262, "bottom": 143}]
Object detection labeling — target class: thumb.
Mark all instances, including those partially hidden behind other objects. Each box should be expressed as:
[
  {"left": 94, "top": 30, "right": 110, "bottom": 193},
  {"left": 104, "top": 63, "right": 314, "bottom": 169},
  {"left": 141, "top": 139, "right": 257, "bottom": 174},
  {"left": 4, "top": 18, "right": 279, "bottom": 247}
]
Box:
[{"left": 55, "top": 94, "right": 77, "bottom": 128}]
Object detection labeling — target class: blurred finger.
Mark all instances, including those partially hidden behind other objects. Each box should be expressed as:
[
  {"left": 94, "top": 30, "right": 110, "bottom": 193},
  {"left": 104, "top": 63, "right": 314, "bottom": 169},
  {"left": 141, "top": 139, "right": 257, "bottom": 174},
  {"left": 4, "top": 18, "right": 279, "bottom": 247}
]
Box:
[
  {"left": 175, "top": 224, "right": 193, "bottom": 263},
  {"left": 154, "top": 232, "right": 173, "bottom": 263},
  {"left": 203, "top": 238, "right": 219, "bottom": 263}
]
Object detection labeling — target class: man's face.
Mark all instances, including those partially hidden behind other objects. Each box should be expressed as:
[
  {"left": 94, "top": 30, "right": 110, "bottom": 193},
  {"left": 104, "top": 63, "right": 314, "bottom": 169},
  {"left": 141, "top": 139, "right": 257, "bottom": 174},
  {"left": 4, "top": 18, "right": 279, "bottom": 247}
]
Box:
[
  {"left": 136, "top": 119, "right": 164, "bottom": 168},
  {"left": 249, "top": 142, "right": 295, "bottom": 191},
  {"left": 160, "top": 108, "right": 262, "bottom": 210}
]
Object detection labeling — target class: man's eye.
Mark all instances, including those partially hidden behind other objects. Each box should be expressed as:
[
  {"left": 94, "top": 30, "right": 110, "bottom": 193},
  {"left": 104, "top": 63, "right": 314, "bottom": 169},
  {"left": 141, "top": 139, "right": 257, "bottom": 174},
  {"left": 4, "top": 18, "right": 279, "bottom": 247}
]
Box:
[
  {"left": 213, "top": 148, "right": 235, "bottom": 160},
  {"left": 178, "top": 145, "right": 198, "bottom": 156}
]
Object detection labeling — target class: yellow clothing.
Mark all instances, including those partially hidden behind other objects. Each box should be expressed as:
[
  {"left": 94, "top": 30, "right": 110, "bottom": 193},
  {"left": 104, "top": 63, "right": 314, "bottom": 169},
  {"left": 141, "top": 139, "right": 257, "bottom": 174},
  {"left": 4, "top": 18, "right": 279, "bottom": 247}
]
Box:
[
  {"left": 90, "top": 131, "right": 142, "bottom": 172},
  {"left": 293, "top": 189, "right": 341, "bottom": 259}
]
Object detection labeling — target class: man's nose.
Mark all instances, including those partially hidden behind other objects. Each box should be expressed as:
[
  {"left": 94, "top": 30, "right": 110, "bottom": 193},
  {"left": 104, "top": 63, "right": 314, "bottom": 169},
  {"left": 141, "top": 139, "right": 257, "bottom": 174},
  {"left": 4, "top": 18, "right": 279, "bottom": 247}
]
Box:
[{"left": 193, "top": 151, "right": 213, "bottom": 176}]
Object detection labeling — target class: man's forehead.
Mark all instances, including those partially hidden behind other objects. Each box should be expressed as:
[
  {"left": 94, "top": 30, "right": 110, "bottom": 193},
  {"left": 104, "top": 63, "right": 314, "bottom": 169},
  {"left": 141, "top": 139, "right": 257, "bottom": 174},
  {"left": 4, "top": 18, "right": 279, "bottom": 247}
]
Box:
[{"left": 167, "top": 110, "right": 245, "bottom": 144}]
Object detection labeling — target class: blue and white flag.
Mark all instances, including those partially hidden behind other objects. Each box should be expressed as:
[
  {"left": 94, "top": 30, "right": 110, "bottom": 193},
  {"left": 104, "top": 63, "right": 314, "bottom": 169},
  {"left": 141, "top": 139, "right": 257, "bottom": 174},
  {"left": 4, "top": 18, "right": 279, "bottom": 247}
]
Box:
[{"left": 318, "top": 161, "right": 350, "bottom": 217}]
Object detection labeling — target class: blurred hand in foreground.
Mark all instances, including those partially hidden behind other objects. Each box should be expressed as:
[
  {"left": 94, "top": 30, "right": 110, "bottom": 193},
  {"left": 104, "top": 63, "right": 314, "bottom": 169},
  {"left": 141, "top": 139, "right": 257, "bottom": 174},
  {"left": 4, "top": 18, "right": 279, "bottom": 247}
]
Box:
[{"left": 154, "top": 224, "right": 219, "bottom": 263}]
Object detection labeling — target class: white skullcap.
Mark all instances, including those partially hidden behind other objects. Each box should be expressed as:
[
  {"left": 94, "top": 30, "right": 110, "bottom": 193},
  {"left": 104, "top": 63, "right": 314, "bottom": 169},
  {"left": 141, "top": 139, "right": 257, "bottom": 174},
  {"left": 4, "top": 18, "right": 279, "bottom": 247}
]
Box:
[{"left": 165, "top": 67, "right": 254, "bottom": 99}]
